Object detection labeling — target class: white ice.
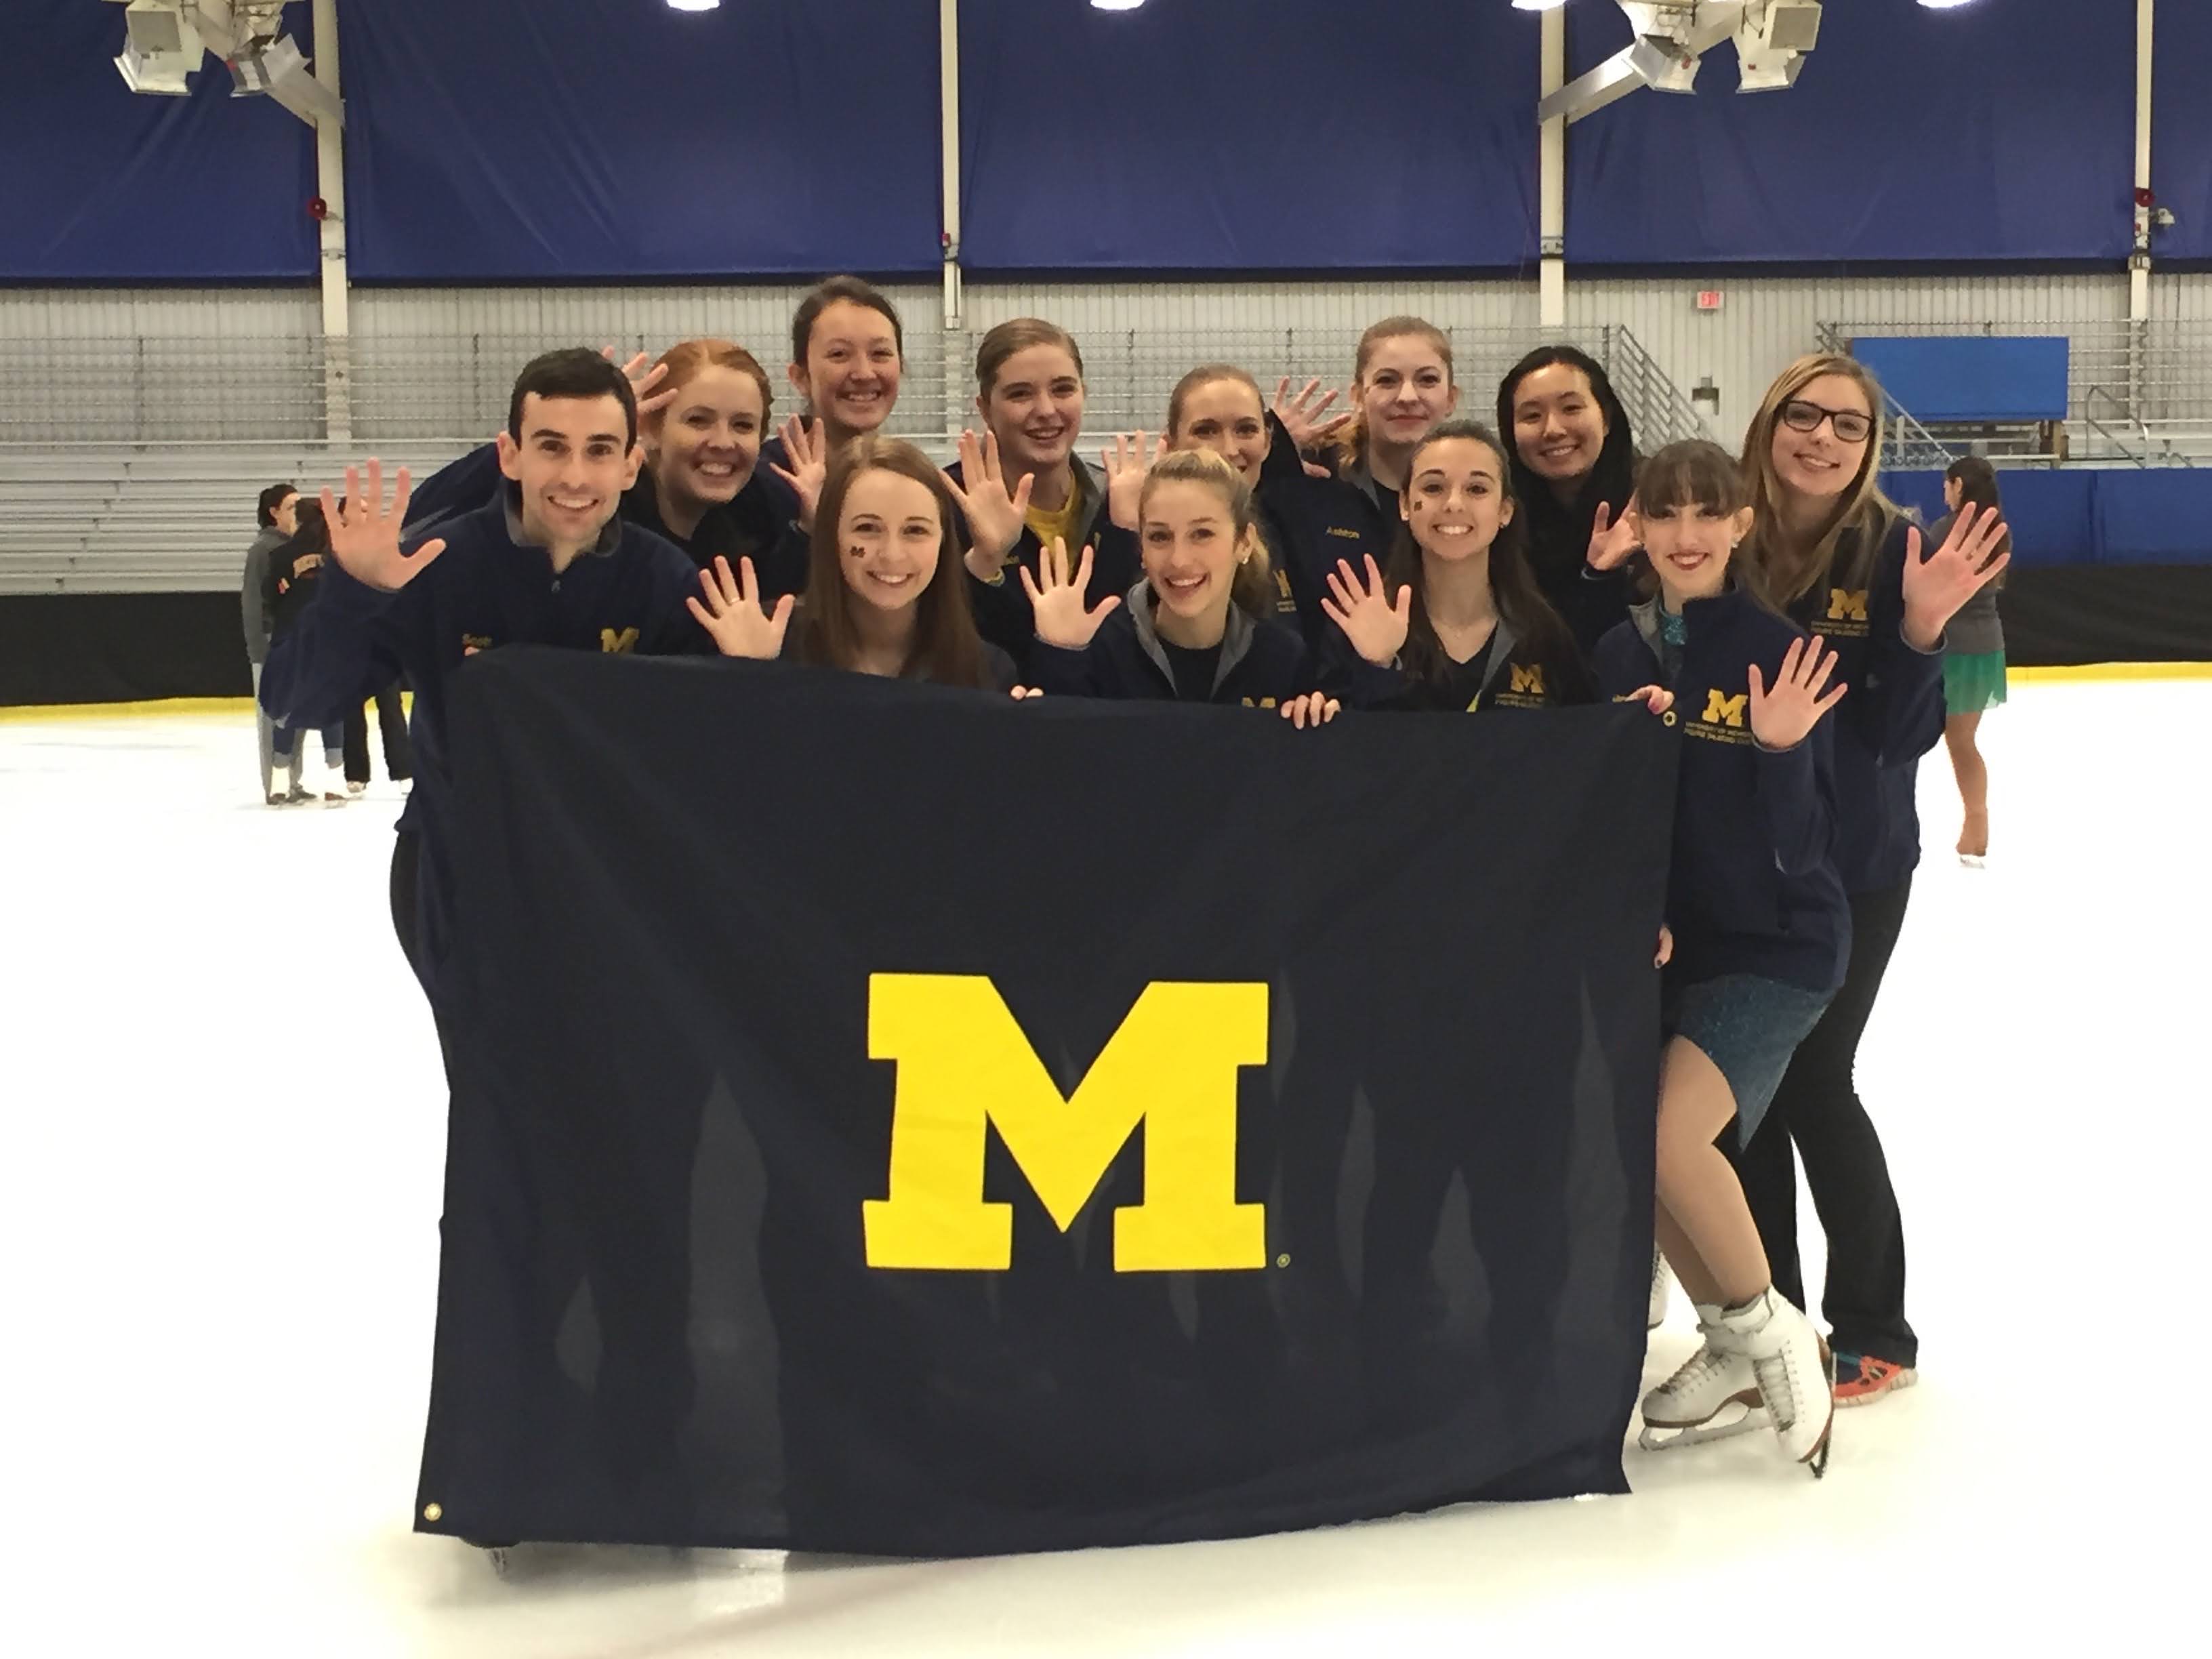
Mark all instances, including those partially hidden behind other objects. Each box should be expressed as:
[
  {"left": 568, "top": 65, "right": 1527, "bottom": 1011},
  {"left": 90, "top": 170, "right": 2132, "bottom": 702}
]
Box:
[{"left": 5, "top": 680, "right": 2205, "bottom": 1656}]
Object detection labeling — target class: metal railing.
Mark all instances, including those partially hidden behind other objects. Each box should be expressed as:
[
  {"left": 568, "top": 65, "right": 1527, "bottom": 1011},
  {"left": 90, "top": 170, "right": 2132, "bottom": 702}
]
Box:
[{"left": 1817, "top": 316, "right": 2211, "bottom": 468}]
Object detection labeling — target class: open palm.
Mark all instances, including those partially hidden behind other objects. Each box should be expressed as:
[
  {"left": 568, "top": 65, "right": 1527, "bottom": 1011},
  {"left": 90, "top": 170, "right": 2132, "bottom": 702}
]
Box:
[
  {"left": 1020, "top": 537, "right": 1121, "bottom": 649},
  {"left": 1321, "top": 554, "right": 1412, "bottom": 667},
  {"left": 689, "top": 556, "right": 794, "bottom": 659},
  {"left": 321, "top": 460, "right": 446, "bottom": 593},
  {"left": 1748, "top": 635, "right": 1847, "bottom": 751}
]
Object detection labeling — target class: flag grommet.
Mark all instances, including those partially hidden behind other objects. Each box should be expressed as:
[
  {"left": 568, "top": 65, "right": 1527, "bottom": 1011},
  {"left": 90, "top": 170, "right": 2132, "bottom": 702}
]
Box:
[{"left": 422, "top": 1502, "right": 443, "bottom": 1522}]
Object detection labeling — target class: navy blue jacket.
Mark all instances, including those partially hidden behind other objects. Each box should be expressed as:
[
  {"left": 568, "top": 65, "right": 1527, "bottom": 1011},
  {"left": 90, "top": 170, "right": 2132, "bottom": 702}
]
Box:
[
  {"left": 260, "top": 493, "right": 713, "bottom": 1004},
  {"left": 1256, "top": 414, "right": 1395, "bottom": 666},
  {"left": 407, "top": 443, "right": 807, "bottom": 600},
  {"left": 1595, "top": 590, "right": 1851, "bottom": 995},
  {"left": 1030, "top": 581, "right": 1317, "bottom": 706},
  {"left": 1778, "top": 516, "right": 1947, "bottom": 895},
  {"left": 946, "top": 454, "right": 1140, "bottom": 665},
  {"left": 1329, "top": 607, "right": 1596, "bottom": 714}
]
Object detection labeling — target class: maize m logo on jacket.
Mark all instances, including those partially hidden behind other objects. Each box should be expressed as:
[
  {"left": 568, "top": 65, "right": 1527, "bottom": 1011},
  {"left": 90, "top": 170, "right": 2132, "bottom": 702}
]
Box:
[
  {"left": 1824, "top": 588, "right": 1870, "bottom": 638},
  {"left": 862, "top": 974, "right": 1268, "bottom": 1272},
  {"left": 1687, "top": 687, "right": 1753, "bottom": 745}
]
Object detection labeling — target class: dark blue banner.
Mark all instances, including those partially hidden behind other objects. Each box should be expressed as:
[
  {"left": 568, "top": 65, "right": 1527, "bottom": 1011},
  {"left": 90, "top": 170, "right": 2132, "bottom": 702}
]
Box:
[
  {"left": 958, "top": 0, "right": 1538, "bottom": 270},
  {"left": 344, "top": 0, "right": 943, "bottom": 280},
  {"left": 1565, "top": 0, "right": 2133, "bottom": 264},
  {"left": 0, "top": 0, "right": 316, "bottom": 281}
]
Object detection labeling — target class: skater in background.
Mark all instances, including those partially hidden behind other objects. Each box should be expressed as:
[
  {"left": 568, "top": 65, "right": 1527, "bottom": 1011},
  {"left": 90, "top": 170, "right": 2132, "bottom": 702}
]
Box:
[
  {"left": 264, "top": 498, "right": 348, "bottom": 806},
  {"left": 341, "top": 680, "right": 413, "bottom": 800},
  {"left": 1592, "top": 440, "right": 1851, "bottom": 1471},
  {"left": 1498, "top": 345, "right": 1642, "bottom": 658},
  {"left": 1933, "top": 457, "right": 2010, "bottom": 863},
  {"left": 243, "top": 482, "right": 305, "bottom": 805},
  {"left": 1731, "top": 355, "right": 2009, "bottom": 1408}
]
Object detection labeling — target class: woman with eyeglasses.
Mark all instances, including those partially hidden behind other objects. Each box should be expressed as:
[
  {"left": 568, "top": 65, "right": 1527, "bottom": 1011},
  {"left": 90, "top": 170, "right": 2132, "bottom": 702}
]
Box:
[{"left": 1725, "top": 354, "right": 2008, "bottom": 1412}]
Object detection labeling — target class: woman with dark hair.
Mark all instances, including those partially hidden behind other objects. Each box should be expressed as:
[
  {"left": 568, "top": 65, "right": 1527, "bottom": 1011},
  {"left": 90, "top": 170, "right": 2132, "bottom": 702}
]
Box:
[
  {"left": 1498, "top": 345, "right": 1641, "bottom": 656},
  {"left": 1319, "top": 418, "right": 1590, "bottom": 712},
  {"left": 755, "top": 275, "right": 909, "bottom": 542},
  {"left": 1932, "top": 456, "right": 2010, "bottom": 862},
  {"left": 689, "top": 436, "right": 1029, "bottom": 695},
  {"left": 263, "top": 498, "right": 349, "bottom": 803}
]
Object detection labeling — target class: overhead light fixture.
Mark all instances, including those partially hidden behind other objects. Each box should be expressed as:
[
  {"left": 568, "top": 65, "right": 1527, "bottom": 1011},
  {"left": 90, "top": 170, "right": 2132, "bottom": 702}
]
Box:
[
  {"left": 665, "top": 0, "right": 721, "bottom": 12},
  {"left": 1918, "top": 1, "right": 1978, "bottom": 9},
  {"left": 112, "top": 1, "right": 203, "bottom": 97},
  {"left": 1091, "top": 1, "right": 1149, "bottom": 12},
  {"left": 1736, "top": 0, "right": 1822, "bottom": 94},
  {"left": 1512, "top": 1, "right": 1569, "bottom": 11}
]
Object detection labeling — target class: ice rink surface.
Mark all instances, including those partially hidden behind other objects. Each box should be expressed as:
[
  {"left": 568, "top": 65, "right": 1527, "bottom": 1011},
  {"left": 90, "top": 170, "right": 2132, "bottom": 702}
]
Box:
[{"left": 5, "top": 678, "right": 2204, "bottom": 1656}]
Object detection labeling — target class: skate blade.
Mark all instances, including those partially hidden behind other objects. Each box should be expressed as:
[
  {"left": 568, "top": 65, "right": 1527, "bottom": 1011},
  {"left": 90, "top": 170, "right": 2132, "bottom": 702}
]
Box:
[{"left": 1638, "top": 1396, "right": 1768, "bottom": 1452}]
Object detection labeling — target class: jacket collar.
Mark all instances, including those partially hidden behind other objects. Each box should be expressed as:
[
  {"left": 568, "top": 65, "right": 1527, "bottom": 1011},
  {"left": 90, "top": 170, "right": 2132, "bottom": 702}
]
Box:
[{"left": 1125, "top": 579, "right": 1256, "bottom": 698}]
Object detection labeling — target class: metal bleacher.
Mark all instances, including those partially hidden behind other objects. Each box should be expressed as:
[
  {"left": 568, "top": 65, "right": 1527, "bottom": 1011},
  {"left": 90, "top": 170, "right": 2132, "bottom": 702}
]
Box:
[{"left": 0, "top": 323, "right": 1713, "bottom": 598}]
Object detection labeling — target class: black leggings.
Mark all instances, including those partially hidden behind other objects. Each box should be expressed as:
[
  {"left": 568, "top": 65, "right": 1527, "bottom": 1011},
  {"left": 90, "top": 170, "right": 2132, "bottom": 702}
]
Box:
[
  {"left": 345, "top": 682, "right": 414, "bottom": 785},
  {"left": 1733, "top": 877, "right": 1918, "bottom": 1367}
]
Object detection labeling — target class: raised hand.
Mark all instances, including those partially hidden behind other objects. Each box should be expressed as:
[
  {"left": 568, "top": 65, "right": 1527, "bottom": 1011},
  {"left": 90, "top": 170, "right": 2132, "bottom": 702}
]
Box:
[
  {"left": 1585, "top": 495, "right": 1642, "bottom": 573},
  {"left": 1902, "top": 502, "right": 2011, "bottom": 650},
  {"left": 770, "top": 415, "right": 830, "bottom": 530},
  {"left": 1019, "top": 536, "right": 1121, "bottom": 650},
  {"left": 688, "top": 556, "right": 794, "bottom": 660},
  {"left": 607, "top": 347, "right": 676, "bottom": 427},
  {"left": 1279, "top": 692, "right": 1342, "bottom": 730},
  {"left": 1271, "top": 376, "right": 1353, "bottom": 453},
  {"left": 1321, "top": 554, "right": 1412, "bottom": 667},
  {"left": 944, "top": 429, "right": 1035, "bottom": 573},
  {"left": 1748, "top": 635, "right": 1848, "bottom": 752},
  {"left": 1102, "top": 430, "right": 1171, "bottom": 531},
  {"left": 320, "top": 460, "right": 446, "bottom": 593}
]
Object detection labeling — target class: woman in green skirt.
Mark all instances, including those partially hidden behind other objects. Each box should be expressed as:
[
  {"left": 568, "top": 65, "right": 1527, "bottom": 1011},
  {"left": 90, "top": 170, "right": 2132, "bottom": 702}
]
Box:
[{"left": 1935, "top": 457, "right": 2009, "bottom": 863}]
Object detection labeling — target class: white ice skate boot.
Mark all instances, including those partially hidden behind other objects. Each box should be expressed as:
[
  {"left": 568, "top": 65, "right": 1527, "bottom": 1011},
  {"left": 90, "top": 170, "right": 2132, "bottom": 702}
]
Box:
[
  {"left": 1713, "top": 1286, "right": 1835, "bottom": 1476},
  {"left": 1638, "top": 1304, "right": 1765, "bottom": 1452},
  {"left": 1647, "top": 1249, "right": 1669, "bottom": 1331}
]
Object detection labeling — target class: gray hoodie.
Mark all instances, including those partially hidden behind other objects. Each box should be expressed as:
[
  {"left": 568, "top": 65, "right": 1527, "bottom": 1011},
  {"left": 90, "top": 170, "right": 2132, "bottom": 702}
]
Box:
[{"left": 241, "top": 527, "right": 287, "bottom": 665}]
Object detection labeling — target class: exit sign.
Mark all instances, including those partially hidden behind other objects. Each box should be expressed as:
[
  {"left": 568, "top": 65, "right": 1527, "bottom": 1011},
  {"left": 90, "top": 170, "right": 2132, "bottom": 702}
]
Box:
[{"left": 1695, "top": 290, "right": 1725, "bottom": 312}]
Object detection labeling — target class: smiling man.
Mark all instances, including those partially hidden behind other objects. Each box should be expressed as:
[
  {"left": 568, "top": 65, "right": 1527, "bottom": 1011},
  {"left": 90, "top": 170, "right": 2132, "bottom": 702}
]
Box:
[{"left": 261, "top": 347, "right": 713, "bottom": 1006}]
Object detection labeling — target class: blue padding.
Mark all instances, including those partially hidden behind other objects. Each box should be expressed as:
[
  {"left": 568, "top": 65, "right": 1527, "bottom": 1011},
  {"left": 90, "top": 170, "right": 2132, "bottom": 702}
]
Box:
[
  {"left": 346, "top": 1, "right": 941, "bottom": 279},
  {"left": 1882, "top": 470, "right": 2212, "bottom": 569},
  {"left": 1853, "top": 338, "right": 2070, "bottom": 424},
  {"left": 959, "top": 0, "right": 1536, "bottom": 270},
  {"left": 0, "top": 0, "right": 316, "bottom": 280},
  {"left": 1565, "top": 0, "right": 2131, "bottom": 264}
]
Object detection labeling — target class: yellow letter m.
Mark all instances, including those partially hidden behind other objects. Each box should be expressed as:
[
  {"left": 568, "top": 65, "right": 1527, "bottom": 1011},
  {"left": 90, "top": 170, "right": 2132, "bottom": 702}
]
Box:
[
  {"left": 1702, "top": 689, "right": 1748, "bottom": 728},
  {"left": 862, "top": 975, "right": 1268, "bottom": 1273}
]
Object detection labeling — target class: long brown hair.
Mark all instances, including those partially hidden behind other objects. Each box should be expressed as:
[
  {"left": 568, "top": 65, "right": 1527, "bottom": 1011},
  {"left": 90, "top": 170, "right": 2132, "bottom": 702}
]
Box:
[
  {"left": 1138, "top": 446, "right": 1275, "bottom": 619},
  {"left": 1331, "top": 316, "right": 1456, "bottom": 473},
  {"left": 1386, "top": 419, "right": 1576, "bottom": 689},
  {"left": 799, "top": 437, "right": 989, "bottom": 688},
  {"left": 1740, "top": 352, "right": 1898, "bottom": 603}
]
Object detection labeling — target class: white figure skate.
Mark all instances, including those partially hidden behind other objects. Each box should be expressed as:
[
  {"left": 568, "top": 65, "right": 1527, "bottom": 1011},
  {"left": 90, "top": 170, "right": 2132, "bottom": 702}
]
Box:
[
  {"left": 1713, "top": 1286, "right": 1835, "bottom": 1475},
  {"left": 1638, "top": 1305, "right": 1767, "bottom": 1452},
  {"left": 1647, "top": 1249, "right": 1669, "bottom": 1331}
]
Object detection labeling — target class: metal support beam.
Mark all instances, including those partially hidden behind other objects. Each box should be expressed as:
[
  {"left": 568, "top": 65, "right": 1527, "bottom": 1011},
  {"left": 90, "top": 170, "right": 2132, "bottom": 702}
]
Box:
[
  {"left": 939, "top": 0, "right": 966, "bottom": 448},
  {"left": 311, "top": 0, "right": 350, "bottom": 442},
  {"left": 1539, "top": 7, "right": 1566, "bottom": 329}
]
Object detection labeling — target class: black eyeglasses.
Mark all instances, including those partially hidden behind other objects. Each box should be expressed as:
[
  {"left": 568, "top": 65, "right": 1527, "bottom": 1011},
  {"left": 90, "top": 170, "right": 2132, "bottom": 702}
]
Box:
[{"left": 1780, "top": 399, "right": 1873, "bottom": 445}]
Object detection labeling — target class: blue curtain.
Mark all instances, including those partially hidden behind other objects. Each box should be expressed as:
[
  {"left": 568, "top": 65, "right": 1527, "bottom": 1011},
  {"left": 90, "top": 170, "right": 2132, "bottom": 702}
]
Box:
[
  {"left": 2151, "top": 0, "right": 2210, "bottom": 261},
  {"left": 0, "top": 0, "right": 316, "bottom": 281},
  {"left": 1564, "top": 0, "right": 2133, "bottom": 264},
  {"left": 344, "top": 0, "right": 943, "bottom": 280},
  {"left": 958, "top": 0, "right": 1538, "bottom": 270}
]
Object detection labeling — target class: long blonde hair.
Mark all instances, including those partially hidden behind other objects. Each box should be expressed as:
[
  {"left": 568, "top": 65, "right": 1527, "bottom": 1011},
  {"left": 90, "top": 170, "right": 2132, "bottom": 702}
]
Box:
[
  {"left": 1740, "top": 352, "right": 1898, "bottom": 603},
  {"left": 1138, "top": 445, "right": 1275, "bottom": 619}
]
